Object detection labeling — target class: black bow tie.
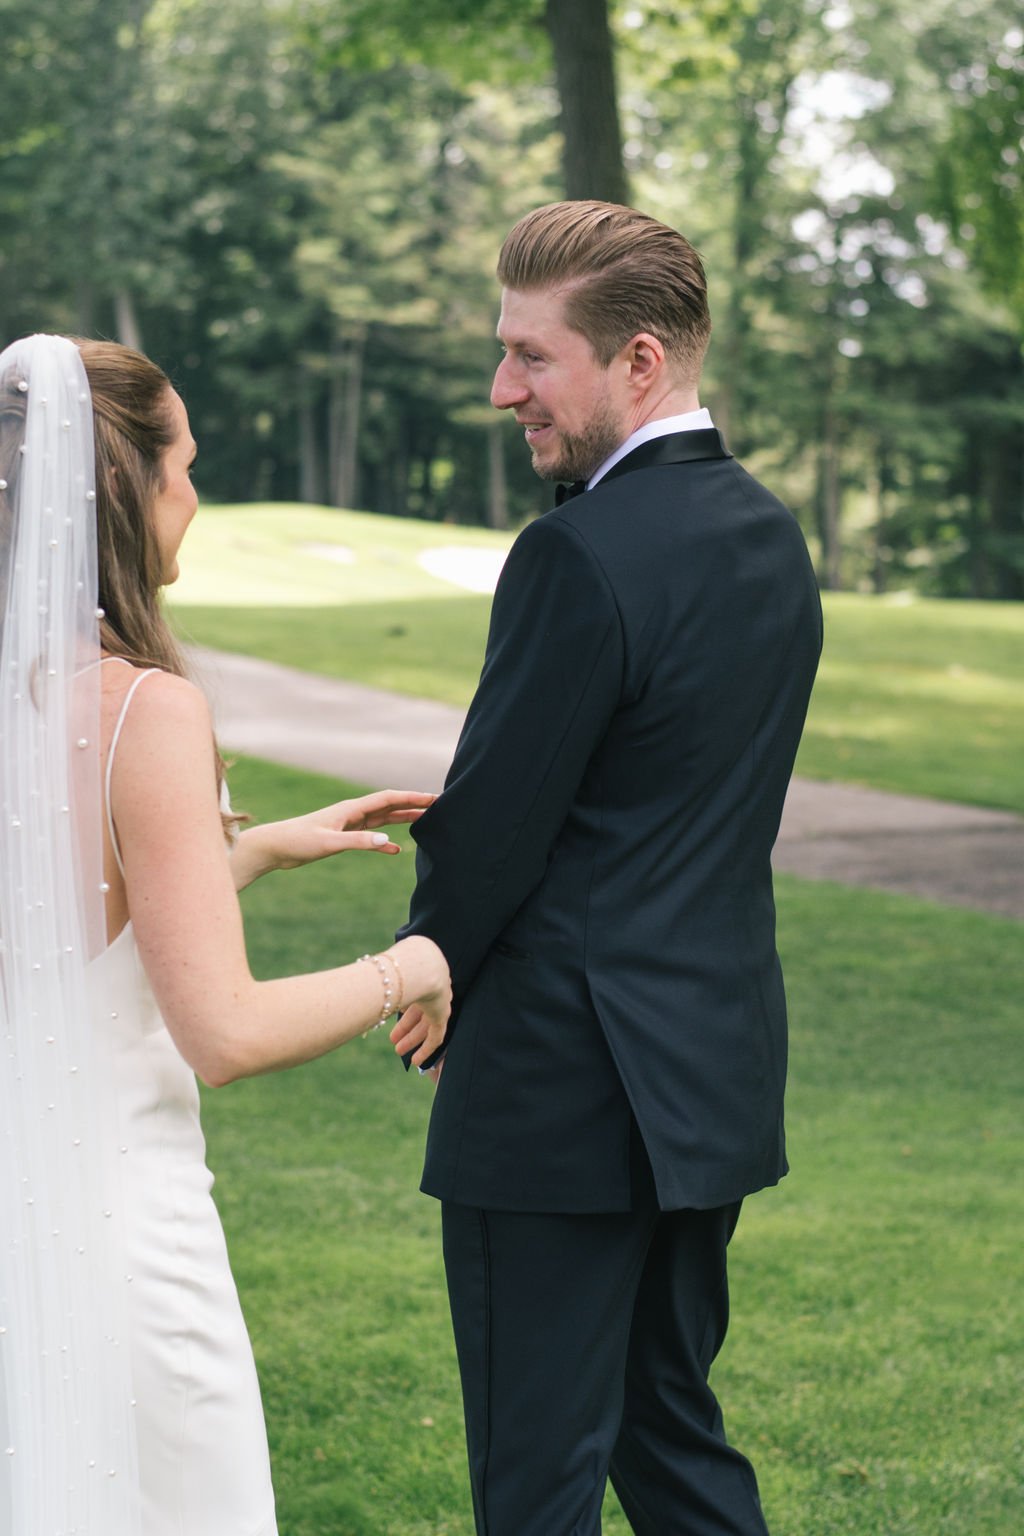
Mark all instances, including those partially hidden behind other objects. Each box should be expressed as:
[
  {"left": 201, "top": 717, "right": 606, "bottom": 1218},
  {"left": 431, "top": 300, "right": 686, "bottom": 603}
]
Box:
[{"left": 554, "top": 479, "right": 588, "bottom": 506}]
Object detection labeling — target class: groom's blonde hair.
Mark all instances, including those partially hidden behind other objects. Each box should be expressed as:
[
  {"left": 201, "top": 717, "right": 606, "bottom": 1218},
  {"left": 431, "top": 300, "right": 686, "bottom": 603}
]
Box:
[{"left": 496, "top": 201, "right": 712, "bottom": 385}]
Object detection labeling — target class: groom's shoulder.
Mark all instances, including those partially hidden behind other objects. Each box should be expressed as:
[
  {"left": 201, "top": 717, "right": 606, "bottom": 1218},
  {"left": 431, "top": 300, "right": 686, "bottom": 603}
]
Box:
[
  {"left": 508, "top": 506, "right": 596, "bottom": 561},
  {"left": 497, "top": 511, "right": 621, "bottom": 612}
]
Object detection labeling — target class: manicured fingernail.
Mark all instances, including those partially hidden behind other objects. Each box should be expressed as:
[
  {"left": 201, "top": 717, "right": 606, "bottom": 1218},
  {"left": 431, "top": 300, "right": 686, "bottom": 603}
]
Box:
[{"left": 372, "top": 832, "right": 389, "bottom": 845}]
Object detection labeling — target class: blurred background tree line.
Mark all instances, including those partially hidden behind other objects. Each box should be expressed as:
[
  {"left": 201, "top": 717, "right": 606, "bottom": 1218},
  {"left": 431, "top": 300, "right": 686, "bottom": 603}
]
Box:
[{"left": 1, "top": 0, "right": 1021, "bottom": 596}]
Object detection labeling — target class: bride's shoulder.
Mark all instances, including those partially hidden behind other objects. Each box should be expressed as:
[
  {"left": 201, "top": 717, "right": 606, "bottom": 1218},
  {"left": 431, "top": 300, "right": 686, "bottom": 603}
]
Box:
[
  {"left": 103, "top": 668, "right": 220, "bottom": 831},
  {"left": 102, "top": 663, "right": 213, "bottom": 746}
]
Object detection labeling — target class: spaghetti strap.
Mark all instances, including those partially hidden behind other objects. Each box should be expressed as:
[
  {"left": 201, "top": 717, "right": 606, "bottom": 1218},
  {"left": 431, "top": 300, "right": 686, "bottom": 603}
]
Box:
[{"left": 105, "top": 667, "right": 161, "bottom": 878}]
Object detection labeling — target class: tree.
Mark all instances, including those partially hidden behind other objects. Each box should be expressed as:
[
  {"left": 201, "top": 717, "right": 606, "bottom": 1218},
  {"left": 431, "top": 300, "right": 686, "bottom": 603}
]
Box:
[
  {"left": 545, "top": 0, "right": 629, "bottom": 200},
  {"left": 847, "top": 0, "right": 1024, "bottom": 595},
  {"left": 0, "top": 0, "right": 181, "bottom": 343},
  {"left": 298, "top": 0, "right": 630, "bottom": 202},
  {"left": 2, "top": 0, "right": 1019, "bottom": 584}
]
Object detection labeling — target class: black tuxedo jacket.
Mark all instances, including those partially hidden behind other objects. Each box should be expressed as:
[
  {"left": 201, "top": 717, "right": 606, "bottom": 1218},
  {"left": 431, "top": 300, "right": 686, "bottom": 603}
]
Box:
[{"left": 399, "top": 430, "right": 822, "bottom": 1212}]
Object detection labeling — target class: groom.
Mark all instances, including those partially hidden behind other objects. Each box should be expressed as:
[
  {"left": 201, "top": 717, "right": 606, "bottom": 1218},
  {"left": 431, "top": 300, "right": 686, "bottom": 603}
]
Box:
[{"left": 397, "top": 201, "right": 821, "bottom": 1535}]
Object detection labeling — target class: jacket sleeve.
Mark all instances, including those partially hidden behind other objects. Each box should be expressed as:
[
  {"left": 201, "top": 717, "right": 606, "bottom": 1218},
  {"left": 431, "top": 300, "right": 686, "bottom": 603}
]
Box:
[{"left": 398, "top": 511, "right": 623, "bottom": 1015}]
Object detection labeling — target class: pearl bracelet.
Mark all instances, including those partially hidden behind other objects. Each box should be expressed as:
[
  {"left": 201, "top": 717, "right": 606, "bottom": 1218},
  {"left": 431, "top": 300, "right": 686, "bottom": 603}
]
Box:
[
  {"left": 358, "top": 952, "right": 404, "bottom": 1032},
  {"left": 385, "top": 949, "right": 405, "bottom": 1017}
]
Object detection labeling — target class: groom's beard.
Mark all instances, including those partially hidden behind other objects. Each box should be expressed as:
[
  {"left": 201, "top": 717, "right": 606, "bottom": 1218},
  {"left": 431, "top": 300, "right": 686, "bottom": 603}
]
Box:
[{"left": 533, "top": 401, "right": 623, "bottom": 486}]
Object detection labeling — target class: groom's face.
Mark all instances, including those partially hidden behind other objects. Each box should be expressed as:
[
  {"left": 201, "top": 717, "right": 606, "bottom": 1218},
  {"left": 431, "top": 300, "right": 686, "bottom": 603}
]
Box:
[{"left": 491, "top": 286, "right": 630, "bottom": 483}]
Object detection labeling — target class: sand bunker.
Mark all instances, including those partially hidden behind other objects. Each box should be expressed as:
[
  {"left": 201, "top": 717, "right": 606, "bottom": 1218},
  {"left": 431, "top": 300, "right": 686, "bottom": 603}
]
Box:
[
  {"left": 299, "top": 540, "right": 506, "bottom": 594},
  {"left": 300, "top": 542, "right": 356, "bottom": 564},
  {"left": 416, "top": 546, "right": 507, "bottom": 594}
]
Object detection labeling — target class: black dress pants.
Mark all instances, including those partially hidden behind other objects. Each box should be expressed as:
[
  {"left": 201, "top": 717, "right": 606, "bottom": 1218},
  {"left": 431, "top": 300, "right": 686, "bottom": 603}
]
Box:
[{"left": 440, "top": 1153, "right": 770, "bottom": 1536}]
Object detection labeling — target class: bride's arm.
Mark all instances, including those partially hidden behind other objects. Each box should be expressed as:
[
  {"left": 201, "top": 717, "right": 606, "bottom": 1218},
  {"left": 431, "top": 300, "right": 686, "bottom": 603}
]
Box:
[
  {"left": 109, "top": 672, "right": 450, "bottom": 1086},
  {"left": 229, "top": 788, "right": 437, "bottom": 892}
]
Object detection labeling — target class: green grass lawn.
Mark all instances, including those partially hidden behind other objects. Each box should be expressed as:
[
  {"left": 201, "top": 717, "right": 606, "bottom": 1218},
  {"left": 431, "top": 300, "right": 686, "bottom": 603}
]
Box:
[
  {"left": 170, "top": 504, "right": 1024, "bottom": 813},
  {"left": 209, "top": 755, "right": 1024, "bottom": 1536},
  {"left": 170, "top": 502, "right": 502, "bottom": 705},
  {"left": 798, "top": 592, "right": 1024, "bottom": 813}
]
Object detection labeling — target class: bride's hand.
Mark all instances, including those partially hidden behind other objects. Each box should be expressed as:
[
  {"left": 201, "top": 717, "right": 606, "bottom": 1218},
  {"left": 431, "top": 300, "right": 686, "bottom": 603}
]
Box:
[
  {"left": 388, "top": 936, "right": 452, "bottom": 1068},
  {"left": 231, "top": 789, "right": 436, "bottom": 888}
]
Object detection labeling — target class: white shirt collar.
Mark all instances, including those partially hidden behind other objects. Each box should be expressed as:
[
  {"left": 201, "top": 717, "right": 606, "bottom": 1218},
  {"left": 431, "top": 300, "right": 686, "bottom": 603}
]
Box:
[{"left": 587, "top": 408, "right": 714, "bottom": 490}]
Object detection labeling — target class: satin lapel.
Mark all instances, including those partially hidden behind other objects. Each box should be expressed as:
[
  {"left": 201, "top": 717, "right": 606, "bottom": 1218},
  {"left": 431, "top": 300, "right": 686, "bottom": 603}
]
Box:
[{"left": 597, "top": 429, "right": 732, "bottom": 488}]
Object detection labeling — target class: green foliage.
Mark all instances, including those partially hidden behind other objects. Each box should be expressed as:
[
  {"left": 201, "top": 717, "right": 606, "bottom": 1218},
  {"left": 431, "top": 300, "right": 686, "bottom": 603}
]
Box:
[
  {"left": 204, "top": 755, "right": 1023, "bottom": 1534},
  {"left": 292, "top": 0, "right": 541, "bottom": 79},
  {"left": 924, "top": 6, "right": 1024, "bottom": 321},
  {"left": 2, "top": 0, "right": 1021, "bottom": 588},
  {"left": 619, "top": 0, "right": 1023, "bottom": 597},
  {"left": 0, "top": 0, "right": 176, "bottom": 332}
]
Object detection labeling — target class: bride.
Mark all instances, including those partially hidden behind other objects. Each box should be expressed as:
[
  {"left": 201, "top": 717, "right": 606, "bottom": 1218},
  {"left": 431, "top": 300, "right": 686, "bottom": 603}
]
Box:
[{"left": 0, "top": 333, "right": 450, "bottom": 1534}]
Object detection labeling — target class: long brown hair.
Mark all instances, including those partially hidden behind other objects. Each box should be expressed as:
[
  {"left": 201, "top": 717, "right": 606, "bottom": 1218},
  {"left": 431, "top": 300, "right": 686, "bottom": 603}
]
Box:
[
  {"left": 70, "top": 339, "right": 185, "bottom": 672},
  {"left": 71, "top": 338, "right": 238, "bottom": 831}
]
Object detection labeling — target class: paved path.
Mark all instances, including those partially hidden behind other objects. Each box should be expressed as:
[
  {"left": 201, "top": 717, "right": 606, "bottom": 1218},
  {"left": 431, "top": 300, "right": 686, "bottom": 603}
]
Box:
[{"left": 189, "top": 646, "right": 1024, "bottom": 922}]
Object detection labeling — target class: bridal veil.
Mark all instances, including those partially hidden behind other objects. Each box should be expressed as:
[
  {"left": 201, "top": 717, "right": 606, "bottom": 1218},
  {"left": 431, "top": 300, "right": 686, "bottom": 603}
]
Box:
[{"left": 0, "top": 335, "right": 139, "bottom": 1531}]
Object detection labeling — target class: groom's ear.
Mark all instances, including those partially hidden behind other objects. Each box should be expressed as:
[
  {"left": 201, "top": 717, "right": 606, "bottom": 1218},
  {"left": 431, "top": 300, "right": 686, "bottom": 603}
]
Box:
[{"left": 620, "top": 332, "right": 665, "bottom": 395}]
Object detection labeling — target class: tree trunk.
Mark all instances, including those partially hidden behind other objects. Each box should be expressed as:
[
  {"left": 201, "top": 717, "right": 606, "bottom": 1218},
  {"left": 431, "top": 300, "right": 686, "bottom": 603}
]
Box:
[
  {"left": 985, "top": 429, "right": 1024, "bottom": 600},
  {"left": 328, "top": 326, "right": 366, "bottom": 510},
  {"left": 113, "top": 289, "right": 143, "bottom": 353},
  {"left": 298, "top": 393, "right": 324, "bottom": 505},
  {"left": 327, "top": 364, "right": 343, "bottom": 509},
  {"left": 816, "top": 386, "right": 842, "bottom": 590},
  {"left": 962, "top": 437, "right": 986, "bottom": 598},
  {"left": 717, "top": 100, "right": 760, "bottom": 449},
  {"left": 392, "top": 433, "right": 410, "bottom": 518},
  {"left": 339, "top": 327, "right": 365, "bottom": 511},
  {"left": 486, "top": 421, "right": 509, "bottom": 530},
  {"left": 544, "top": 0, "right": 629, "bottom": 204},
  {"left": 75, "top": 278, "right": 97, "bottom": 337},
  {"left": 870, "top": 439, "right": 892, "bottom": 594},
  {"left": 425, "top": 456, "right": 438, "bottom": 522}
]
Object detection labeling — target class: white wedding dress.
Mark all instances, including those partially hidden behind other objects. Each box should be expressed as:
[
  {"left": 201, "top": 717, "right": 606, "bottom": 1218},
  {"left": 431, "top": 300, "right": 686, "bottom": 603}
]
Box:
[{"left": 91, "top": 669, "right": 278, "bottom": 1535}]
